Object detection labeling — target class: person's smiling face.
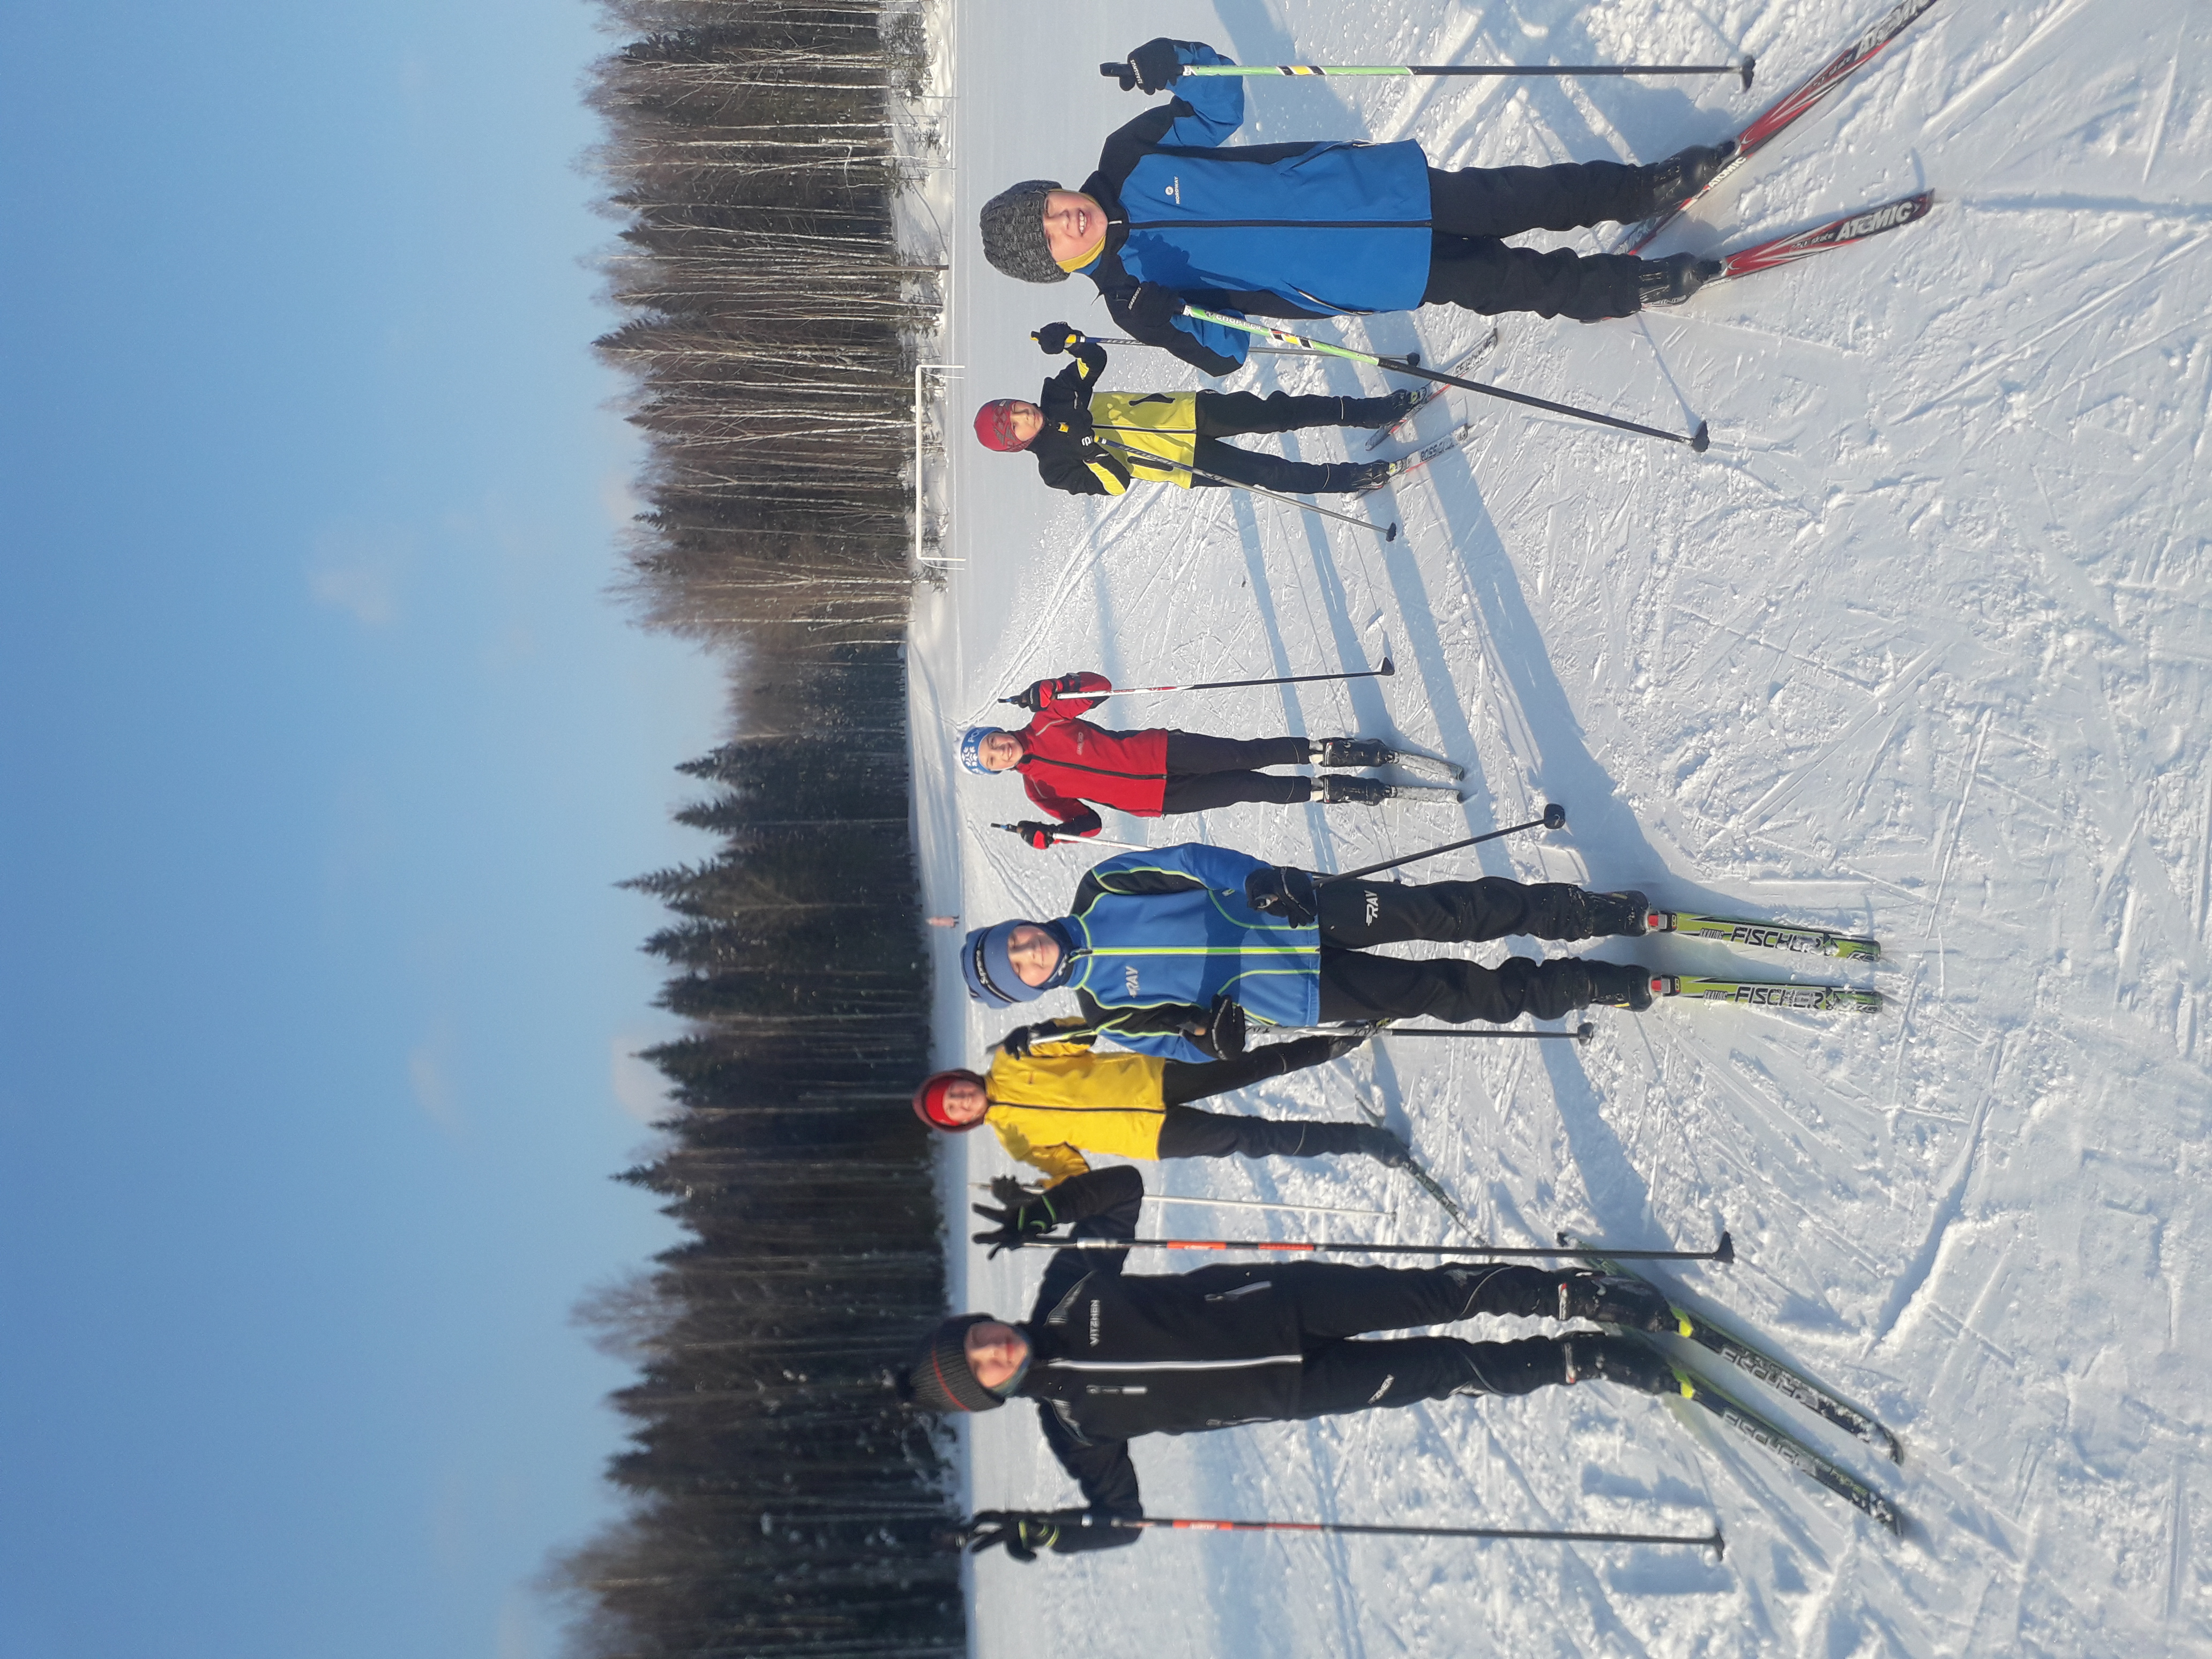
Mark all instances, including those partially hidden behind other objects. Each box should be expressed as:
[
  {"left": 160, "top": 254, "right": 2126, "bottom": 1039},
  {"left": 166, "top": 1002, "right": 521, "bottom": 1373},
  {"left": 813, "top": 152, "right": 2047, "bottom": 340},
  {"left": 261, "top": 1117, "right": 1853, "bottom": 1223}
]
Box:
[
  {"left": 1041, "top": 191, "right": 1105, "bottom": 265},
  {"left": 965, "top": 1320, "right": 1029, "bottom": 1389}
]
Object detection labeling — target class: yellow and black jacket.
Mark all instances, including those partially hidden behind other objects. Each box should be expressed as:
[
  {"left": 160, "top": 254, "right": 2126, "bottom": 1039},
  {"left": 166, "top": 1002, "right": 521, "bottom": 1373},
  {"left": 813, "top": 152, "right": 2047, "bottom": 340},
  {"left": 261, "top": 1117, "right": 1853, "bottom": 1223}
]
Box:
[
  {"left": 981, "top": 1027, "right": 1174, "bottom": 1186},
  {"left": 1032, "top": 340, "right": 1201, "bottom": 494}
]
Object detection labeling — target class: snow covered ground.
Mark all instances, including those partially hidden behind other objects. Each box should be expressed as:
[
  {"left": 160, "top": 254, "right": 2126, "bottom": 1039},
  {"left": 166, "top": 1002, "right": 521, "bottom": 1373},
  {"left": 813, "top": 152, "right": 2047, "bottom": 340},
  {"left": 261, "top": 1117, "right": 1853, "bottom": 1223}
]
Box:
[{"left": 907, "top": 0, "right": 2212, "bottom": 1651}]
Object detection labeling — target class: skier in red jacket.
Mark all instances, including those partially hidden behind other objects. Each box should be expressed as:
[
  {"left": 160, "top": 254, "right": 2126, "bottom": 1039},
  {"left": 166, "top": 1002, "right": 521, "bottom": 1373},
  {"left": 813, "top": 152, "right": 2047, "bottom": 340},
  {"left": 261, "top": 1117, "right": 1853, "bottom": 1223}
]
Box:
[{"left": 962, "top": 671, "right": 1417, "bottom": 845}]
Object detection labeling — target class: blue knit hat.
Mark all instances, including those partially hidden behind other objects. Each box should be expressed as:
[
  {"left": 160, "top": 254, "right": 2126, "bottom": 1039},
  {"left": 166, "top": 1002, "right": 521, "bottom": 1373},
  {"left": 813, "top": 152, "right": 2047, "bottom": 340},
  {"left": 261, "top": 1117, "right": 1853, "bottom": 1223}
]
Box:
[
  {"left": 962, "top": 920, "right": 1042, "bottom": 1006},
  {"left": 959, "top": 727, "right": 1004, "bottom": 776}
]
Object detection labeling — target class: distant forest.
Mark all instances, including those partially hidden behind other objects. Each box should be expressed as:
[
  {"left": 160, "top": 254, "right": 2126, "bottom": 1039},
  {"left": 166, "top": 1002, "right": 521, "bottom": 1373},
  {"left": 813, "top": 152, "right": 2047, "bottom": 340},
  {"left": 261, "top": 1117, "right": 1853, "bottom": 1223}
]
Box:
[{"left": 554, "top": 4, "right": 960, "bottom": 1657}]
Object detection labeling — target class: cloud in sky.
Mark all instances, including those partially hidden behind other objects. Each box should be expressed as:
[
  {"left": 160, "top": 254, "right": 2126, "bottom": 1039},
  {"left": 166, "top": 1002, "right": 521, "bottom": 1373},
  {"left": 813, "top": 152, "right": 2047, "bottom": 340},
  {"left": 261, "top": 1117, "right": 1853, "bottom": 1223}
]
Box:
[
  {"left": 308, "top": 524, "right": 408, "bottom": 626},
  {"left": 609, "top": 1036, "right": 671, "bottom": 1124}
]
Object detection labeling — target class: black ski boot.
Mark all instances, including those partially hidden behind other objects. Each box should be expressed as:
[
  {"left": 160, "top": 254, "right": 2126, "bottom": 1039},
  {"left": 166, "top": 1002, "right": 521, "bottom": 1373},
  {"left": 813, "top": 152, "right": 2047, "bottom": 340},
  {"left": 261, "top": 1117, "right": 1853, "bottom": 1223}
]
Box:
[
  {"left": 1577, "top": 888, "right": 1651, "bottom": 938},
  {"left": 1634, "top": 141, "right": 1736, "bottom": 216},
  {"left": 1320, "top": 775, "right": 1392, "bottom": 806},
  {"left": 1563, "top": 1334, "right": 1684, "bottom": 1395},
  {"left": 1353, "top": 1125, "right": 1415, "bottom": 1169},
  {"left": 1636, "top": 252, "right": 1724, "bottom": 308},
  {"left": 1557, "top": 1272, "right": 1683, "bottom": 1334},
  {"left": 1346, "top": 458, "right": 1401, "bottom": 494},
  {"left": 1583, "top": 960, "right": 1656, "bottom": 1012},
  {"left": 1314, "top": 737, "right": 1393, "bottom": 768},
  {"left": 1347, "top": 389, "right": 1422, "bottom": 429}
]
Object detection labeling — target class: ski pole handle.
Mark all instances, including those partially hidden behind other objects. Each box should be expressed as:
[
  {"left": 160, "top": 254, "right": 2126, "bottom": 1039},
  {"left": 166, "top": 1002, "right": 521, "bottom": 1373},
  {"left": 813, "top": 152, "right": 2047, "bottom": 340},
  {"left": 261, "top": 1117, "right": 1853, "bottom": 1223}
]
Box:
[
  {"left": 1326, "top": 802, "right": 1565, "bottom": 881},
  {"left": 1099, "top": 60, "right": 1138, "bottom": 89}
]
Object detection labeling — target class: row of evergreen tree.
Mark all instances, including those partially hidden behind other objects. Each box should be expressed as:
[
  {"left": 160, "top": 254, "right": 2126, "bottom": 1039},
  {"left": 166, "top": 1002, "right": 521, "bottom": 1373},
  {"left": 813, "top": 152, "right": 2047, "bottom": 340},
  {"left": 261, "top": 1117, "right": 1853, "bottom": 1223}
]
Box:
[{"left": 556, "top": 4, "right": 960, "bottom": 1656}]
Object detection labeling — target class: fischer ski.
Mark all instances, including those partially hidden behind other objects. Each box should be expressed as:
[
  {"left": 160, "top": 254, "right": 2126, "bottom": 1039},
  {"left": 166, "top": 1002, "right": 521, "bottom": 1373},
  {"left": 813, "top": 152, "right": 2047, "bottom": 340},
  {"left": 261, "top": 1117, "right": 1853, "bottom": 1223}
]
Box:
[
  {"left": 1621, "top": 0, "right": 1944, "bottom": 253},
  {"left": 1642, "top": 1338, "right": 1905, "bottom": 1532},
  {"left": 1565, "top": 1236, "right": 1905, "bottom": 1464},
  {"left": 1648, "top": 910, "right": 1881, "bottom": 962},
  {"left": 1382, "top": 748, "right": 1467, "bottom": 782},
  {"left": 1653, "top": 975, "right": 1881, "bottom": 1013},
  {"left": 1715, "top": 191, "right": 1934, "bottom": 281},
  {"left": 1364, "top": 326, "right": 1501, "bottom": 450}
]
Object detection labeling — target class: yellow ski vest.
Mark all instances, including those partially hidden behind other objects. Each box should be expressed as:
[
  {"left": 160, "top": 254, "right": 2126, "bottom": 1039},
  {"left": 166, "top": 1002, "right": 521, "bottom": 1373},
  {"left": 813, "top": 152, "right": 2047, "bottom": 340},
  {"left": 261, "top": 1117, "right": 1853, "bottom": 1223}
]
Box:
[{"left": 983, "top": 1038, "right": 1174, "bottom": 1186}]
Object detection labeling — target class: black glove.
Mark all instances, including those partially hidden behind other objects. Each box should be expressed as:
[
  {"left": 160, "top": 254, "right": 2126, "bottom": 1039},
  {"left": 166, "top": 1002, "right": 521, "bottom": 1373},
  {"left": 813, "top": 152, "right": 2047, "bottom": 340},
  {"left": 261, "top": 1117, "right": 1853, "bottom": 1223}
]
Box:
[
  {"left": 1013, "top": 820, "right": 1057, "bottom": 849},
  {"left": 1012, "top": 671, "right": 1090, "bottom": 713},
  {"left": 998, "top": 1022, "right": 1048, "bottom": 1059},
  {"left": 1244, "top": 865, "right": 1318, "bottom": 928},
  {"left": 1202, "top": 993, "right": 1247, "bottom": 1059},
  {"left": 1355, "top": 1124, "right": 1415, "bottom": 1169},
  {"left": 972, "top": 1194, "right": 1062, "bottom": 1258},
  {"left": 966, "top": 1509, "right": 1065, "bottom": 1562},
  {"left": 1126, "top": 38, "right": 1185, "bottom": 94},
  {"left": 989, "top": 1175, "right": 1044, "bottom": 1208},
  {"left": 1034, "top": 322, "right": 1082, "bottom": 355},
  {"left": 1125, "top": 282, "right": 1186, "bottom": 333},
  {"left": 1324, "top": 1021, "right": 1382, "bottom": 1059}
]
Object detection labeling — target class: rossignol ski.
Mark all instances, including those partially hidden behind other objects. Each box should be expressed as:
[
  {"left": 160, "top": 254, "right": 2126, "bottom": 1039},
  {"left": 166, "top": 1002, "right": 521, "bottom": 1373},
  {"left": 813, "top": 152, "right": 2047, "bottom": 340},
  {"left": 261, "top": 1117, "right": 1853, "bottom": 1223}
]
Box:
[
  {"left": 1621, "top": 0, "right": 1944, "bottom": 253},
  {"left": 1654, "top": 975, "right": 1882, "bottom": 1013},
  {"left": 1564, "top": 1236, "right": 1905, "bottom": 1463},
  {"left": 1714, "top": 191, "right": 1934, "bottom": 281},
  {"left": 1364, "top": 327, "right": 1501, "bottom": 450},
  {"left": 1353, "top": 415, "right": 1489, "bottom": 494},
  {"left": 1647, "top": 909, "right": 1881, "bottom": 961}
]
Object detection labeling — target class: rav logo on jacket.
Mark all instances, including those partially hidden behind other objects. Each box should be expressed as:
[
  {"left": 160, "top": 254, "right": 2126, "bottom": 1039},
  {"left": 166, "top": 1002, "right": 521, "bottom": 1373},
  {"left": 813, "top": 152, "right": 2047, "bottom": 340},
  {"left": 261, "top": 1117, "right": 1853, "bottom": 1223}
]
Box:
[{"left": 1124, "top": 965, "right": 1142, "bottom": 995}]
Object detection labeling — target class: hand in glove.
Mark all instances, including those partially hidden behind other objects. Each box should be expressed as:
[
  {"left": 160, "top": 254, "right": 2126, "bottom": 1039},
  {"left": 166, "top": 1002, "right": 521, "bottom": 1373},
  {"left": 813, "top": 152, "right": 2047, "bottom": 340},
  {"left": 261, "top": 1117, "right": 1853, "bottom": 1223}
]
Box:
[
  {"left": 1034, "top": 322, "right": 1083, "bottom": 355},
  {"left": 1012, "top": 672, "right": 1094, "bottom": 713},
  {"left": 1201, "top": 992, "right": 1248, "bottom": 1059},
  {"left": 965, "top": 1510, "right": 1065, "bottom": 1562},
  {"left": 1324, "top": 1020, "right": 1382, "bottom": 1059},
  {"left": 1125, "top": 282, "right": 1186, "bottom": 334},
  {"left": 1125, "top": 38, "right": 1186, "bottom": 94},
  {"left": 989, "top": 1175, "right": 1045, "bottom": 1208},
  {"left": 1244, "top": 865, "right": 1319, "bottom": 928},
  {"left": 1013, "top": 820, "right": 1057, "bottom": 849},
  {"left": 997, "top": 1022, "right": 1049, "bottom": 1060},
  {"left": 972, "top": 1192, "right": 1062, "bottom": 1258}
]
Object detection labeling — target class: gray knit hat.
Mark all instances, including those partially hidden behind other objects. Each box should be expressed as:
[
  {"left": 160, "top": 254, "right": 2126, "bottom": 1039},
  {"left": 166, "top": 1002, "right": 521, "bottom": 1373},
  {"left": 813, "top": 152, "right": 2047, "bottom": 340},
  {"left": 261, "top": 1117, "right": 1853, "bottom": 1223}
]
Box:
[
  {"left": 980, "top": 180, "right": 1068, "bottom": 284},
  {"left": 900, "top": 1314, "right": 1004, "bottom": 1414}
]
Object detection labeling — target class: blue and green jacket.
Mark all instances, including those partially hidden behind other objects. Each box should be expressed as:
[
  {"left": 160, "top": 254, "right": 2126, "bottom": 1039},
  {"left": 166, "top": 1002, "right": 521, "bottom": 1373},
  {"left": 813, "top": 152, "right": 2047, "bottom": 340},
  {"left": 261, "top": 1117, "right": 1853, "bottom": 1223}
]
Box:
[
  {"left": 1071, "top": 41, "right": 1434, "bottom": 376},
  {"left": 1050, "top": 842, "right": 1321, "bottom": 1052}
]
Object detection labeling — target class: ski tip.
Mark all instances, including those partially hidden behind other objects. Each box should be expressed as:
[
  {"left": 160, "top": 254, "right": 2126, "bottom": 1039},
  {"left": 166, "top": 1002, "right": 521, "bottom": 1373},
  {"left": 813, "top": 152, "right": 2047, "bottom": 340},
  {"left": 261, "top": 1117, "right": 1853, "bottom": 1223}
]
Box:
[
  {"left": 1690, "top": 420, "right": 1712, "bottom": 454},
  {"left": 1541, "top": 801, "right": 1567, "bottom": 829},
  {"left": 1713, "top": 1229, "right": 1736, "bottom": 1265},
  {"left": 1574, "top": 1021, "right": 1595, "bottom": 1044},
  {"left": 1378, "top": 656, "right": 1395, "bottom": 676},
  {"left": 1739, "top": 54, "right": 1756, "bottom": 93}
]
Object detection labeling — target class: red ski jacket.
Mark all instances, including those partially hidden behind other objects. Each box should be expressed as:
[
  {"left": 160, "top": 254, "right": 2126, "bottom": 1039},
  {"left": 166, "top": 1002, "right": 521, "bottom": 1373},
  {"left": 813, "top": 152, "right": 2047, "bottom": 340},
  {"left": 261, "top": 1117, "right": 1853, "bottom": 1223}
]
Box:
[{"left": 1011, "top": 674, "right": 1170, "bottom": 832}]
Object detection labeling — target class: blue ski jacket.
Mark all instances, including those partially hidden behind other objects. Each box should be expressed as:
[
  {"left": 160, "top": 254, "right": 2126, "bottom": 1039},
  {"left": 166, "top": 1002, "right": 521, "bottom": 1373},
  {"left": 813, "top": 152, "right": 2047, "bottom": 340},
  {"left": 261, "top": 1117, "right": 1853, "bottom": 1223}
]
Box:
[
  {"left": 1072, "top": 41, "right": 1434, "bottom": 375},
  {"left": 1049, "top": 842, "right": 1322, "bottom": 1047}
]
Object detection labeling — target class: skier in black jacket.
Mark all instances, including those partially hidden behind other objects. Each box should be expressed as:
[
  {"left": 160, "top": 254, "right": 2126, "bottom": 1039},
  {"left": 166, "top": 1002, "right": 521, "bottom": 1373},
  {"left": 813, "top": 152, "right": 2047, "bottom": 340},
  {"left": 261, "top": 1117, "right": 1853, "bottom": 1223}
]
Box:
[{"left": 901, "top": 1165, "right": 1684, "bottom": 1561}]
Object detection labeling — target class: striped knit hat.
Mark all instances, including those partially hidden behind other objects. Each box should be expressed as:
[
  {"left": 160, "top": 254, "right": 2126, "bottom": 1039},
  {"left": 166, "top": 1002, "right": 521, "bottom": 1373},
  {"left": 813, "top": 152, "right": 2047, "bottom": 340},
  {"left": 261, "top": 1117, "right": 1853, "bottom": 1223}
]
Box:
[
  {"left": 901, "top": 1314, "right": 1003, "bottom": 1414},
  {"left": 979, "top": 180, "right": 1067, "bottom": 285}
]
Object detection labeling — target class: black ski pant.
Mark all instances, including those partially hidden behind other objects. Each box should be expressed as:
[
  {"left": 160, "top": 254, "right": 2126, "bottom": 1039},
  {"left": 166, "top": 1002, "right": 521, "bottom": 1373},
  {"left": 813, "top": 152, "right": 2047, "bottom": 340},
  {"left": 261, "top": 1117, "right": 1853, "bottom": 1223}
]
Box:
[
  {"left": 1187, "top": 388, "right": 1400, "bottom": 496},
  {"left": 1159, "top": 731, "right": 1315, "bottom": 813},
  {"left": 1183, "top": 1259, "right": 1574, "bottom": 1413},
  {"left": 1155, "top": 1034, "right": 1376, "bottom": 1162},
  {"left": 1422, "top": 162, "right": 1648, "bottom": 322},
  {"left": 1314, "top": 876, "right": 1598, "bottom": 1025}
]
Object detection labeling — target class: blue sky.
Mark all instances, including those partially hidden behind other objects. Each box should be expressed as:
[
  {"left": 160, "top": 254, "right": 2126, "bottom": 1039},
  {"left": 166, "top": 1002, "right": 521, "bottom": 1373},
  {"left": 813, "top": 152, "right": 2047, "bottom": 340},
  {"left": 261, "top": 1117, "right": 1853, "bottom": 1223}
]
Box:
[{"left": 0, "top": 4, "right": 723, "bottom": 1655}]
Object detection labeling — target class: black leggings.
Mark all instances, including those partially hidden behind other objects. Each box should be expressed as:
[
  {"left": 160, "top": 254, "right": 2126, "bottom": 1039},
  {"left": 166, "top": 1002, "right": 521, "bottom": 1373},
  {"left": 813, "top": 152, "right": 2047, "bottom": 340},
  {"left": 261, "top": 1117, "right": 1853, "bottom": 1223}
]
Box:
[
  {"left": 1422, "top": 162, "right": 1647, "bottom": 321},
  {"left": 1186, "top": 387, "right": 1402, "bottom": 495},
  {"left": 1313, "top": 876, "right": 1600, "bottom": 1024},
  {"left": 1154, "top": 1034, "right": 1373, "bottom": 1162},
  {"left": 1159, "top": 731, "right": 1314, "bottom": 814},
  {"left": 1178, "top": 1260, "right": 1573, "bottom": 1410}
]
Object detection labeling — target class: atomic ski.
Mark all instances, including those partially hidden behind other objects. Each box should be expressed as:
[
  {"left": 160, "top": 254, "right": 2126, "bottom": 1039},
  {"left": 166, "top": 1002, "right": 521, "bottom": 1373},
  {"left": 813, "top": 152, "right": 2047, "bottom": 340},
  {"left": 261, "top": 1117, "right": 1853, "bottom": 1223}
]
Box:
[
  {"left": 1654, "top": 975, "right": 1881, "bottom": 1013},
  {"left": 1358, "top": 1100, "right": 1478, "bottom": 1237},
  {"left": 1364, "top": 326, "right": 1501, "bottom": 449},
  {"left": 1643, "top": 1338, "right": 1905, "bottom": 1532},
  {"left": 1716, "top": 191, "right": 1934, "bottom": 281},
  {"left": 1648, "top": 910, "right": 1881, "bottom": 961},
  {"left": 1565, "top": 1236, "right": 1905, "bottom": 1463},
  {"left": 1621, "top": 0, "right": 1945, "bottom": 253}
]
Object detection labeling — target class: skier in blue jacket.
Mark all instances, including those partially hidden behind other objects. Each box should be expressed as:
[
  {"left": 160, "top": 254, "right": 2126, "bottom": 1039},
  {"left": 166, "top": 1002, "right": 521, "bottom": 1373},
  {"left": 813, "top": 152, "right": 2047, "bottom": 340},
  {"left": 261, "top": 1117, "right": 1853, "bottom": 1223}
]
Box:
[
  {"left": 959, "top": 842, "right": 1656, "bottom": 1057},
  {"left": 977, "top": 38, "right": 1732, "bottom": 376}
]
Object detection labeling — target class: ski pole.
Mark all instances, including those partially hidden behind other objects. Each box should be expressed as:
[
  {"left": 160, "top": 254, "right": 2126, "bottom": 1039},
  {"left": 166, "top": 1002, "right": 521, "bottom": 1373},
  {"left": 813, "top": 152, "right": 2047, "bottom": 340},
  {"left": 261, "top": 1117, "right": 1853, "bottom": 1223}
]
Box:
[
  {"left": 1325, "top": 802, "right": 1567, "bottom": 881},
  {"left": 972, "top": 1184, "right": 1391, "bottom": 1219},
  {"left": 1121, "top": 1231, "right": 1735, "bottom": 1262},
  {"left": 1000, "top": 660, "right": 1393, "bottom": 705},
  {"left": 1103, "top": 58, "right": 1755, "bottom": 93},
  {"left": 1062, "top": 1512, "right": 1725, "bottom": 1555},
  {"left": 1179, "top": 305, "right": 1710, "bottom": 452},
  {"left": 1066, "top": 335, "right": 1318, "bottom": 356},
  {"left": 991, "top": 822, "right": 1152, "bottom": 852},
  {"left": 1386, "top": 1023, "right": 1596, "bottom": 1043},
  {"left": 1157, "top": 456, "right": 1400, "bottom": 540}
]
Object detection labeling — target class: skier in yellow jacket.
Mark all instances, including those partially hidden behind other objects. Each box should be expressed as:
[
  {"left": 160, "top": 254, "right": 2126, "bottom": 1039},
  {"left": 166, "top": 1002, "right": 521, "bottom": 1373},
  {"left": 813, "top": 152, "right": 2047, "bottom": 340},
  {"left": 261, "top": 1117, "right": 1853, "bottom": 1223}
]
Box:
[
  {"left": 911, "top": 1021, "right": 1403, "bottom": 1186},
  {"left": 972, "top": 327, "right": 1415, "bottom": 497}
]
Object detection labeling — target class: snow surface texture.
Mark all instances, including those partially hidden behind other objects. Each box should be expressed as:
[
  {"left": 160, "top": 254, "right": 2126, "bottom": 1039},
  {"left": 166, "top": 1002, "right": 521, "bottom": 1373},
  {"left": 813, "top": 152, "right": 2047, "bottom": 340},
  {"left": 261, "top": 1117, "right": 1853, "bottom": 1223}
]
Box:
[{"left": 907, "top": 1, "right": 2212, "bottom": 1653}]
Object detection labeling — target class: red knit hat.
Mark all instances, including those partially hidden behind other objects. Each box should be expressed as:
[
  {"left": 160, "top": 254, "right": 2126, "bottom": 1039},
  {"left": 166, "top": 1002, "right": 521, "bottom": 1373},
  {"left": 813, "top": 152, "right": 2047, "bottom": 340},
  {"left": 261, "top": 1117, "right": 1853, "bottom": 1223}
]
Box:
[
  {"left": 913, "top": 1068, "right": 989, "bottom": 1131},
  {"left": 973, "top": 400, "right": 1032, "bottom": 452}
]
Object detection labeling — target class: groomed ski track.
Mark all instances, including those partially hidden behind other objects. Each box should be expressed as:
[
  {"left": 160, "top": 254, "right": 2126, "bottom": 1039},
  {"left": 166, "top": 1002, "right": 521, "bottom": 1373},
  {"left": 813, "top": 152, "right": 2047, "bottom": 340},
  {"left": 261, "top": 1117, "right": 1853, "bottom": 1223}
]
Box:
[{"left": 907, "top": 1, "right": 2212, "bottom": 1653}]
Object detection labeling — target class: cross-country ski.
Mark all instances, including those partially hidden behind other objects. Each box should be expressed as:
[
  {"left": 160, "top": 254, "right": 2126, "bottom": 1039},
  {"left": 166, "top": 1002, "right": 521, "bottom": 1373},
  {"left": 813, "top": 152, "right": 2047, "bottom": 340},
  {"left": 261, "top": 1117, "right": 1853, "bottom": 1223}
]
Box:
[
  {"left": 1648, "top": 909, "right": 1882, "bottom": 960},
  {"left": 1653, "top": 975, "right": 1883, "bottom": 1014}
]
